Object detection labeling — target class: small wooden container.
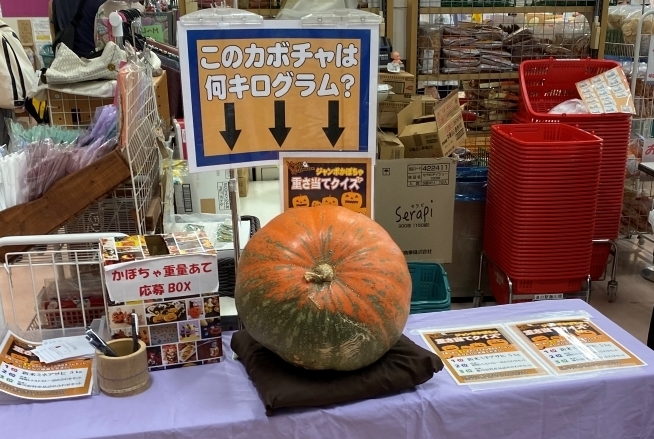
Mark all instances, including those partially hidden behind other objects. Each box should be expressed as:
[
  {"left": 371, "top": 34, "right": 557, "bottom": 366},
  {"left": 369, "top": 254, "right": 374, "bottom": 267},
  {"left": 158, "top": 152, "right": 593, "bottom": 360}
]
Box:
[{"left": 97, "top": 339, "right": 151, "bottom": 397}]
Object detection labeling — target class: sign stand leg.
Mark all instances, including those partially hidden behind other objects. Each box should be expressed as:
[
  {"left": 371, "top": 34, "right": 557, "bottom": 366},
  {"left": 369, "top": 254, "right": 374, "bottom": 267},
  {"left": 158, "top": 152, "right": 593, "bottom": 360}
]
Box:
[{"left": 228, "top": 169, "right": 243, "bottom": 329}]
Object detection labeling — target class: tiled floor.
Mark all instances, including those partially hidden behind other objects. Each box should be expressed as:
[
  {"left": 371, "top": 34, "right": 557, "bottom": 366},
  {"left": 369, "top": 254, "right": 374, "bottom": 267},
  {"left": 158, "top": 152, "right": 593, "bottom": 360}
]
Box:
[{"left": 1, "top": 180, "right": 653, "bottom": 346}]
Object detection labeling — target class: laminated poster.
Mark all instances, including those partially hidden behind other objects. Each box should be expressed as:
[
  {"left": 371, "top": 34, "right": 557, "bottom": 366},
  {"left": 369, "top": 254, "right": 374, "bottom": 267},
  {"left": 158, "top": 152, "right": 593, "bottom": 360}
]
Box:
[
  {"left": 420, "top": 326, "right": 549, "bottom": 385},
  {"left": 0, "top": 331, "right": 93, "bottom": 400},
  {"left": 281, "top": 155, "right": 373, "bottom": 218},
  {"left": 575, "top": 66, "right": 636, "bottom": 115},
  {"left": 508, "top": 319, "right": 646, "bottom": 374}
]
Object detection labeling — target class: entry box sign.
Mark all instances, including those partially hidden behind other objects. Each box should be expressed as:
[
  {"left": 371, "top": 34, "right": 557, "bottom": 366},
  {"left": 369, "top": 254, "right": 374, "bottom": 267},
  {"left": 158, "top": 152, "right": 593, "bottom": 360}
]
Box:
[
  {"left": 101, "top": 234, "right": 219, "bottom": 304},
  {"left": 178, "top": 20, "right": 379, "bottom": 172},
  {"left": 374, "top": 158, "right": 456, "bottom": 263},
  {"left": 101, "top": 233, "right": 222, "bottom": 370}
]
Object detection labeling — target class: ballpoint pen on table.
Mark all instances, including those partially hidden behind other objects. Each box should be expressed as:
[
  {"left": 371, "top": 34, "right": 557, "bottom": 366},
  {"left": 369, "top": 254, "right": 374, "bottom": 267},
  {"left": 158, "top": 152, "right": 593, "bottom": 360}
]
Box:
[
  {"left": 85, "top": 327, "right": 118, "bottom": 357},
  {"left": 131, "top": 311, "right": 139, "bottom": 353}
]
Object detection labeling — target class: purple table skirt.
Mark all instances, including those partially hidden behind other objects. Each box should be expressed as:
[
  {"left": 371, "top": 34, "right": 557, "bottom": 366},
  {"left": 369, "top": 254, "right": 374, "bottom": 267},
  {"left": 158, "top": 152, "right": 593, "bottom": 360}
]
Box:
[{"left": 3, "top": 299, "right": 654, "bottom": 439}]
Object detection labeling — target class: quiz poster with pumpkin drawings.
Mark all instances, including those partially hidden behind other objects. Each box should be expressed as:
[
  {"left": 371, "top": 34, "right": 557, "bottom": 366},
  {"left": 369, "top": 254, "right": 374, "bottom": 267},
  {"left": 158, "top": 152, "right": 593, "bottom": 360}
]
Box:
[
  {"left": 420, "top": 326, "right": 549, "bottom": 385},
  {"left": 508, "top": 319, "right": 646, "bottom": 375},
  {"left": 280, "top": 154, "right": 373, "bottom": 218}
]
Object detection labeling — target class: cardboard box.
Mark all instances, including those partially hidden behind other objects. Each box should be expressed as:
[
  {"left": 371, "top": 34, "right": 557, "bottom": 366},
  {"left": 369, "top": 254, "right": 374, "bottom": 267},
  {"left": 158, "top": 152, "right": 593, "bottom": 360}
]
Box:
[
  {"left": 374, "top": 158, "right": 456, "bottom": 263},
  {"left": 101, "top": 233, "right": 223, "bottom": 370},
  {"left": 377, "top": 132, "right": 405, "bottom": 160},
  {"left": 237, "top": 168, "right": 249, "bottom": 197},
  {"left": 378, "top": 96, "right": 439, "bottom": 130},
  {"left": 378, "top": 71, "right": 415, "bottom": 98},
  {"left": 397, "top": 91, "right": 466, "bottom": 158}
]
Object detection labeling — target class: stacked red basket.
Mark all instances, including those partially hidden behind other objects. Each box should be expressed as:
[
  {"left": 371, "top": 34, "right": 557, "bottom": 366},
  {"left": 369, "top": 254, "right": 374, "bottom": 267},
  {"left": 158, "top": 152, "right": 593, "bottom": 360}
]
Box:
[
  {"left": 514, "top": 58, "right": 631, "bottom": 279},
  {"left": 484, "top": 124, "right": 602, "bottom": 304}
]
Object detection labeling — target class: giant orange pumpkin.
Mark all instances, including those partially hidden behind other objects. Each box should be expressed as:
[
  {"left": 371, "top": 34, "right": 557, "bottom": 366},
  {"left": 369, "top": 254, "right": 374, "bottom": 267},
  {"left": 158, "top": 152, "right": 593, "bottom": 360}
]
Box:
[{"left": 235, "top": 205, "right": 412, "bottom": 371}]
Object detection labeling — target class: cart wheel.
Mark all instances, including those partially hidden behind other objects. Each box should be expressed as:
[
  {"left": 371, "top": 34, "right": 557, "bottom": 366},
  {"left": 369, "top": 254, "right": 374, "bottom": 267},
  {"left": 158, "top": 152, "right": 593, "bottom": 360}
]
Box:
[
  {"left": 607, "top": 281, "right": 618, "bottom": 303},
  {"left": 473, "top": 292, "right": 483, "bottom": 308}
]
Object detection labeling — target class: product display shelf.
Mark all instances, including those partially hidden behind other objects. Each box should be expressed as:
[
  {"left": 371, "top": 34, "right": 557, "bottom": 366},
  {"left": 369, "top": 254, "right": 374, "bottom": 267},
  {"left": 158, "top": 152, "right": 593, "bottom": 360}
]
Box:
[
  {"left": 406, "top": 0, "right": 609, "bottom": 141},
  {"left": 408, "top": 0, "right": 608, "bottom": 76}
]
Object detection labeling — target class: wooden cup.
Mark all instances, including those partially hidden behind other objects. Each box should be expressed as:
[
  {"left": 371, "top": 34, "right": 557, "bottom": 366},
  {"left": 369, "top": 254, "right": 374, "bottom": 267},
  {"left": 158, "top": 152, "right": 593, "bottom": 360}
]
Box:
[{"left": 96, "top": 339, "right": 151, "bottom": 397}]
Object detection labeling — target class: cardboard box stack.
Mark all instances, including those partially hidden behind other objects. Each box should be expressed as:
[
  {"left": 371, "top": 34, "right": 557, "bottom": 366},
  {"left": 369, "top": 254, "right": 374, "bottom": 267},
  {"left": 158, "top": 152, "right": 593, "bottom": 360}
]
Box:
[{"left": 377, "top": 72, "right": 465, "bottom": 160}]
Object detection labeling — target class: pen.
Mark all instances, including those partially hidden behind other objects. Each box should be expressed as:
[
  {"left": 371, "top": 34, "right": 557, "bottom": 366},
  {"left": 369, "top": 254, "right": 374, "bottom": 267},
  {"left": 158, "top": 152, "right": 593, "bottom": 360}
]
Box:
[
  {"left": 85, "top": 335, "right": 117, "bottom": 357},
  {"left": 85, "top": 327, "right": 118, "bottom": 357},
  {"left": 131, "top": 311, "right": 139, "bottom": 353}
]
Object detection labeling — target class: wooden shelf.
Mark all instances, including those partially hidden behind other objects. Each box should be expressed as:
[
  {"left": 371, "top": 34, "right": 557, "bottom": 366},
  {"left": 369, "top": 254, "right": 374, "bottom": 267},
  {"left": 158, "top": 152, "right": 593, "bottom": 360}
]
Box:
[
  {"left": 0, "top": 150, "right": 131, "bottom": 260},
  {"left": 419, "top": 71, "right": 519, "bottom": 81},
  {"left": 419, "top": 5, "right": 595, "bottom": 13}
]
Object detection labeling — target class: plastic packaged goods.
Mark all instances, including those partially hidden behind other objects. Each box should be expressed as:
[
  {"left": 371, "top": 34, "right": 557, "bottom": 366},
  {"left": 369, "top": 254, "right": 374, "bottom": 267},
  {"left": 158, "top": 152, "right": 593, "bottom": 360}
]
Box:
[
  {"left": 418, "top": 23, "right": 442, "bottom": 74},
  {"left": 626, "top": 135, "right": 643, "bottom": 177},
  {"left": 608, "top": 5, "right": 653, "bottom": 56},
  {"left": 548, "top": 99, "right": 588, "bottom": 115},
  {"left": 0, "top": 105, "right": 119, "bottom": 211}
]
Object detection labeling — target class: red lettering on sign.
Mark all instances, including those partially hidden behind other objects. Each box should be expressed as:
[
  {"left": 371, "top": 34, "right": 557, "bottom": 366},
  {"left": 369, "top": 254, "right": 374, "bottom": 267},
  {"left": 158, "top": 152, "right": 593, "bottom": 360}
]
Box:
[
  {"left": 202, "top": 262, "right": 212, "bottom": 273},
  {"left": 164, "top": 265, "right": 176, "bottom": 277},
  {"left": 177, "top": 263, "right": 188, "bottom": 276},
  {"left": 138, "top": 268, "right": 150, "bottom": 279},
  {"left": 153, "top": 284, "right": 164, "bottom": 295},
  {"left": 167, "top": 282, "right": 192, "bottom": 293},
  {"left": 140, "top": 285, "right": 152, "bottom": 297},
  {"left": 189, "top": 264, "right": 200, "bottom": 274},
  {"left": 125, "top": 268, "right": 137, "bottom": 280},
  {"left": 112, "top": 271, "right": 125, "bottom": 281}
]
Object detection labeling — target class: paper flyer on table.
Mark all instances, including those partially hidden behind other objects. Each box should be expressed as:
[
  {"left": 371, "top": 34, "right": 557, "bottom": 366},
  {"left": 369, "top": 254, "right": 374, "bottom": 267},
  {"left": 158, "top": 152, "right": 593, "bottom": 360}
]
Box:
[
  {"left": 507, "top": 318, "right": 646, "bottom": 375},
  {"left": 420, "top": 325, "right": 550, "bottom": 385},
  {"left": 0, "top": 331, "right": 94, "bottom": 400}
]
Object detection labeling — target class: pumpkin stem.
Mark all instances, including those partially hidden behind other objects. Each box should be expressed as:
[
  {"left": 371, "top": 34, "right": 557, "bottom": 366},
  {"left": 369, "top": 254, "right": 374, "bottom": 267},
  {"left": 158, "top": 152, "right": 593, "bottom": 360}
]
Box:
[{"left": 304, "top": 263, "right": 335, "bottom": 283}]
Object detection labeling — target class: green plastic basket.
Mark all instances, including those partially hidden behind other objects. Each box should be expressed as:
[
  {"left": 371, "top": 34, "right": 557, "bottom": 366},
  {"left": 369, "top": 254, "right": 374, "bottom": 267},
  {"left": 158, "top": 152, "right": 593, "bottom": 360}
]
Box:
[{"left": 408, "top": 262, "right": 451, "bottom": 314}]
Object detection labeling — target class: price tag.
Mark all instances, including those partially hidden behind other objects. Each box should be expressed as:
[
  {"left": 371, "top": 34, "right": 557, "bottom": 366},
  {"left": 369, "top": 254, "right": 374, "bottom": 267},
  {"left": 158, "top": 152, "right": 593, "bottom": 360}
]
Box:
[
  {"left": 533, "top": 294, "right": 564, "bottom": 301},
  {"left": 142, "top": 24, "right": 165, "bottom": 43},
  {"left": 648, "top": 36, "right": 654, "bottom": 82},
  {"left": 643, "top": 138, "right": 654, "bottom": 163}
]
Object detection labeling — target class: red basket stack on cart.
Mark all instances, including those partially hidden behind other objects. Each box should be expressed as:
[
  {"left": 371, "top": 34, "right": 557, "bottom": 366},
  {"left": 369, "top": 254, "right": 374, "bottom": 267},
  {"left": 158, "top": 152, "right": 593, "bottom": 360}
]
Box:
[
  {"left": 514, "top": 58, "right": 631, "bottom": 280},
  {"left": 484, "top": 124, "right": 602, "bottom": 304}
]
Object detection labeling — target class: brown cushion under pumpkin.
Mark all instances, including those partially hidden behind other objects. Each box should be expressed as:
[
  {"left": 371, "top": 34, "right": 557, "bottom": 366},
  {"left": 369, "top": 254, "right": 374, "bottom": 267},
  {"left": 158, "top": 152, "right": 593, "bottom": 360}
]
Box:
[{"left": 230, "top": 330, "right": 444, "bottom": 415}]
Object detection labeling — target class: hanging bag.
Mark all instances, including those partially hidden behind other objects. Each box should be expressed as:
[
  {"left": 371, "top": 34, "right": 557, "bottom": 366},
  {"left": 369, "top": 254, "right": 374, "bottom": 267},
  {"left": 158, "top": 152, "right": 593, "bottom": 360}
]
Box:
[
  {"left": 0, "top": 22, "right": 38, "bottom": 109},
  {"left": 53, "top": 0, "right": 88, "bottom": 56}
]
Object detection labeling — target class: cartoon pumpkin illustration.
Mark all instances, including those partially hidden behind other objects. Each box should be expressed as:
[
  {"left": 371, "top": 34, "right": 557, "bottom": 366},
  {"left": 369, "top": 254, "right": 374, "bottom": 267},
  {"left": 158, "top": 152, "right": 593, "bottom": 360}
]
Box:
[
  {"left": 322, "top": 196, "right": 339, "bottom": 206},
  {"left": 469, "top": 342, "right": 487, "bottom": 348},
  {"left": 441, "top": 345, "right": 458, "bottom": 351},
  {"left": 549, "top": 335, "right": 565, "bottom": 342},
  {"left": 487, "top": 339, "right": 509, "bottom": 346},
  {"left": 531, "top": 335, "right": 550, "bottom": 343},
  {"left": 311, "top": 200, "right": 322, "bottom": 207},
  {"left": 341, "top": 192, "right": 363, "bottom": 211},
  {"left": 292, "top": 195, "right": 310, "bottom": 208}
]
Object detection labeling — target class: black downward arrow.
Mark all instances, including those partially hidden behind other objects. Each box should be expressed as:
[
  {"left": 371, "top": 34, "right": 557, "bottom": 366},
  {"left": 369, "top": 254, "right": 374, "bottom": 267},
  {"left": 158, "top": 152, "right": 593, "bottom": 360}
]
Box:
[
  {"left": 269, "top": 101, "right": 291, "bottom": 147},
  {"left": 323, "top": 101, "right": 344, "bottom": 147},
  {"left": 220, "top": 103, "right": 241, "bottom": 151}
]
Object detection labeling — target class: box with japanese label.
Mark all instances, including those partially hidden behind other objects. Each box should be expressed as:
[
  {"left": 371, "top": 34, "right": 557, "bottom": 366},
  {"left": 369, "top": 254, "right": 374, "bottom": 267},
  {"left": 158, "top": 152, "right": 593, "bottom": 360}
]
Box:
[{"left": 100, "top": 232, "right": 222, "bottom": 371}]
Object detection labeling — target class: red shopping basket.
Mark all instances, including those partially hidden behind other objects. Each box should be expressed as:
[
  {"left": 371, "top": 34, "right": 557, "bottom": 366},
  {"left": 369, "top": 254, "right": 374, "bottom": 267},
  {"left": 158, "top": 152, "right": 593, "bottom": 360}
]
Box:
[{"left": 519, "top": 58, "right": 623, "bottom": 118}]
